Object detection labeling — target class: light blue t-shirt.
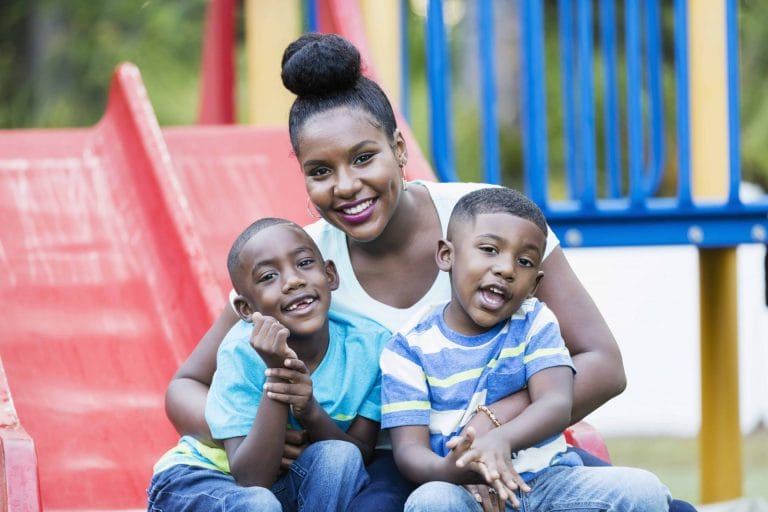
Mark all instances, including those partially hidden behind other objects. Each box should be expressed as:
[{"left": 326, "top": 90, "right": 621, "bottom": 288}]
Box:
[{"left": 206, "top": 309, "right": 390, "bottom": 441}]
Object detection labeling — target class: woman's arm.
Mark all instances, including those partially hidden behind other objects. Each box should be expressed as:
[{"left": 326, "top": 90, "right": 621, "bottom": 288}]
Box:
[
  {"left": 535, "top": 247, "right": 626, "bottom": 422},
  {"left": 165, "top": 304, "right": 240, "bottom": 444}
]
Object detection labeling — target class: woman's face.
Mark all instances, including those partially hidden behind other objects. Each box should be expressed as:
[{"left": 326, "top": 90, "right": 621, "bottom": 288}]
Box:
[{"left": 297, "top": 107, "right": 406, "bottom": 243}]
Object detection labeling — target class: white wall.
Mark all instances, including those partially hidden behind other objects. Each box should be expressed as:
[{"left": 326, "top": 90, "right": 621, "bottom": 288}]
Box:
[{"left": 564, "top": 244, "right": 768, "bottom": 436}]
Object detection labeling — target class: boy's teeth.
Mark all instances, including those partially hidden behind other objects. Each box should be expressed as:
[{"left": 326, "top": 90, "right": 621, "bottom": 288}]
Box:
[
  {"left": 287, "top": 298, "right": 314, "bottom": 311},
  {"left": 343, "top": 200, "right": 373, "bottom": 215},
  {"left": 490, "top": 286, "right": 504, "bottom": 295}
]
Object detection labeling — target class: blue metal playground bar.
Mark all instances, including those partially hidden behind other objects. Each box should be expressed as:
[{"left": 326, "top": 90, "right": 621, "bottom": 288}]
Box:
[{"left": 422, "top": 0, "right": 768, "bottom": 249}]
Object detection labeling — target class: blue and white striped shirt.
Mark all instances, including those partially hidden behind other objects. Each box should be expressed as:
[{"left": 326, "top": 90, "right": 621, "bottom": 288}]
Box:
[{"left": 380, "top": 298, "right": 581, "bottom": 480}]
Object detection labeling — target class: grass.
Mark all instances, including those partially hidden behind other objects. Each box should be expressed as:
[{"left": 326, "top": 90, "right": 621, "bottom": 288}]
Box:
[{"left": 603, "top": 429, "right": 768, "bottom": 506}]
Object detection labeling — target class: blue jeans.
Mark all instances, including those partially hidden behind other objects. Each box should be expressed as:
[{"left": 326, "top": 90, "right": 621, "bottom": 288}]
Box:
[
  {"left": 147, "top": 440, "right": 369, "bottom": 511},
  {"left": 348, "top": 449, "right": 417, "bottom": 511},
  {"left": 404, "top": 465, "right": 672, "bottom": 511},
  {"left": 572, "top": 447, "right": 697, "bottom": 512}
]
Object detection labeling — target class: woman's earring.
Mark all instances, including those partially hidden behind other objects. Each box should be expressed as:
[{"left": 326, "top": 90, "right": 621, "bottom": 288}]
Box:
[
  {"left": 306, "top": 198, "right": 321, "bottom": 219},
  {"left": 400, "top": 162, "right": 408, "bottom": 191}
]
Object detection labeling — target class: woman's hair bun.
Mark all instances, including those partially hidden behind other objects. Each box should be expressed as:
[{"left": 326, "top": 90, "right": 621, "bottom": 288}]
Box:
[{"left": 281, "top": 32, "right": 361, "bottom": 96}]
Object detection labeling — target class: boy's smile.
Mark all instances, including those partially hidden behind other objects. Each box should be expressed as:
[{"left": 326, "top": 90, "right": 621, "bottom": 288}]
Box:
[
  {"left": 234, "top": 224, "right": 338, "bottom": 340},
  {"left": 437, "top": 213, "right": 546, "bottom": 336}
]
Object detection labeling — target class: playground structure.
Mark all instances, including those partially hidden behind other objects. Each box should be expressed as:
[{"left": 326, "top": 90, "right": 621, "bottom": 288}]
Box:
[{"left": 1, "top": 0, "right": 767, "bottom": 510}]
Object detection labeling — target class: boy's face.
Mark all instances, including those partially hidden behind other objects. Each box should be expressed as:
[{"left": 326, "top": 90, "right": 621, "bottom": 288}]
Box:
[
  {"left": 437, "top": 213, "right": 545, "bottom": 336},
  {"left": 233, "top": 224, "right": 338, "bottom": 339}
]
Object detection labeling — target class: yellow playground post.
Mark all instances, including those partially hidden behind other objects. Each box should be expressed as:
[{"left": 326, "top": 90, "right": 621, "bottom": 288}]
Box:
[{"left": 689, "top": 0, "right": 743, "bottom": 503}]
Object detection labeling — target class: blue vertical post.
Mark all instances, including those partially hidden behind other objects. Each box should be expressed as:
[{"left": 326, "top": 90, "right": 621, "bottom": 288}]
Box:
[
  {"left": 577, "top": 0, "right": 596, "bottom": 209},
  {"left": 519, "top": 0, "right": 549, "bottom": 206},
  {"left": 479, "top": 0, "right": 500, "bottom": 185},
  {"left": 558, "top": 0, "right": 578, "bottom": 199},
  {"left": 600, "top": 0, "right": 622, "bottom": 199},
  {"left": 400, "top": 0, "right": 411, "bottom": 122},
  {"left": 426, "top": 0, "right": 457, "bottom": 182},
  {"left": 644, "top": 0, "right": 665, "bottom": 195},
  {"left": 674, "top": 0, "right": 692, "bottom": 207},
  {"left": 626, "top": 0, "right": 645, "bottom": 208},
  {"left": 725, "top": 0, "right": 742, "bottom": 205},
  {"left": 305, "top": 0, "right": 318, "bottom": 31}
]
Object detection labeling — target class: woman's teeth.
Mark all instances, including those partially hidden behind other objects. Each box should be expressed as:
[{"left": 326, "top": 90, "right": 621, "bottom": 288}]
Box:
[{"left": 343, "top": 199, "right": 373, "bottom": 215}]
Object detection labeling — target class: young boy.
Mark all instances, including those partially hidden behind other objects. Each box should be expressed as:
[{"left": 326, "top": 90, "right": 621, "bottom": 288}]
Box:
[
  {"left": 147, "top": 218, "right": 390, "bottom": 511},
  {"left": 381, "top": 187, "right": 672, "bottom": 511}
]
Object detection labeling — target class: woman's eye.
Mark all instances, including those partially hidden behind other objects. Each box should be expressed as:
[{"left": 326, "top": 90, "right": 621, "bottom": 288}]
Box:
[{"left": 354, "top": 153, "right": 373, "bottom": 165}]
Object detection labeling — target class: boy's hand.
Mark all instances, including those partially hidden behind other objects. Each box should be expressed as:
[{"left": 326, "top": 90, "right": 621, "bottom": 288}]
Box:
[
  {"left": 281, "top": 429, "right": 309, "bottom": 470},
  {"left": 464, "top": 484, "right": 505, "bottom": 512},
  {"left": 249, "top": 312, "right": 296, "bottom": 367},
  {"left": 454, "top": 428, "right": 530, "bottom": 507},
  {"left": 263, "top": 359, "right": 317, "bottom": 421}
]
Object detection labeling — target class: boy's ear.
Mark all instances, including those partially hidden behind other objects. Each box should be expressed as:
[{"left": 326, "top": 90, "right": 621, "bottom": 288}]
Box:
[
  {"left": 435, "top": 239, "right": 454, "bottom": 272},
  {"left": 529, "top": 271, "right": 544, "bottom": 297},
  {"left": 232, "top": 295, "right": 255, "bottom": 322},
  {"left": 324, "top": 259, "right": 340, "bottom": 291}
]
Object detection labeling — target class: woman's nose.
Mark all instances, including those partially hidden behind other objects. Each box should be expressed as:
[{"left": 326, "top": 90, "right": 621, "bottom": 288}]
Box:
[{"left": 334, "top": 167, "right": 360, "bottom": 196}]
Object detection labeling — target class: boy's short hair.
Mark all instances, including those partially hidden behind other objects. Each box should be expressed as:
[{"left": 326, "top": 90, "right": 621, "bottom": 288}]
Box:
[
  {"left": 447, "top": 187, "right": 548, "bottom": 239},
  {"left": 227, "top": 217, "right": 310, "bottom": 287}
]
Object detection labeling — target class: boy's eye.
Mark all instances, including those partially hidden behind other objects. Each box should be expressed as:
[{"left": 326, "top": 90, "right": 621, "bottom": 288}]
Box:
[
  {"left": 258, "top": 271, "right": 277, "bottom": 283},
  {"left": 478, "top": 245, "right": 498, "bottom": 254},
  {"left": 308, "top": 166, "right": 331, "bottom": 177},
  {"left": 517, "top": 257, "right": 534, "bottom": 267},
  {"left": 297, "top": 258, "right": 315, "bottom": 268}
]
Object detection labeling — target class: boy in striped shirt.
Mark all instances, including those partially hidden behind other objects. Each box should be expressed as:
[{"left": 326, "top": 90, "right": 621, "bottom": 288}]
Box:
[{"left": 380, "top": 187, "right": 670, "bottom": 511}]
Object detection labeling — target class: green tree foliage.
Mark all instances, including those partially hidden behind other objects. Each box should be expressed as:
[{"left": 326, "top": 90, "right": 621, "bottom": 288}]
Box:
[{"left": 0, "top": 0, "right": 206, "bottom": 128}]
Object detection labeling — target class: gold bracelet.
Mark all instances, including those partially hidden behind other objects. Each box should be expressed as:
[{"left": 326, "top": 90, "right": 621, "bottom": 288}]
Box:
[{"left": 476, "top": 404, "right": 502, "bottom": 428}]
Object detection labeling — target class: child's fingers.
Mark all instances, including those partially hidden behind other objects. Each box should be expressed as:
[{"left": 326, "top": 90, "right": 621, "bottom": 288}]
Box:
[
  {"left": 285, "top": 428, "right": 309, "bottom": 446},
  {"left": 265, "top": 390, "right": 298, "bottom": 404},
  {"left": 283, "top": 358, "right": 308, "bottom": 374},
  {"left": 497, "top": 462, "right": 530, "bottom": 495}
]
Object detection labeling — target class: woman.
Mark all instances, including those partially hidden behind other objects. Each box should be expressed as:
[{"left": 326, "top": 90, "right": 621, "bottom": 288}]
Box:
[{"left": 165, "top": 33, "right": 687, "bottom": 511}]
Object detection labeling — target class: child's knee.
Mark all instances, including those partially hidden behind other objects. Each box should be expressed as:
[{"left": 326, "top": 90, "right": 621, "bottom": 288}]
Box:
[
  {"left": 405, "top": 482, "right": 477, "bottom": 512},
  {"left": 223, "top": 486, "right": 281, "bottom": 512},
  {"left": 309, "top": 440, "right": 364, "bottom": 471},
  {"left": 614, "top": 467, "right": 672, "bottom": 511}
]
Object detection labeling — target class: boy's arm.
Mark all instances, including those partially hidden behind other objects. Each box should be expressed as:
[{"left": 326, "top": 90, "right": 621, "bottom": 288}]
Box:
[
  {"left": 390, "top": 425, "right": 484, "bottom": 485},
  {"left": 456, "top": 366, "right": 574, "bottom": 472},
  {"left": 265, "top": 359, "right": 379, "bottom": 462},
  {"left": 222, "top": 376, "right": 290, "bottom": 487}
]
